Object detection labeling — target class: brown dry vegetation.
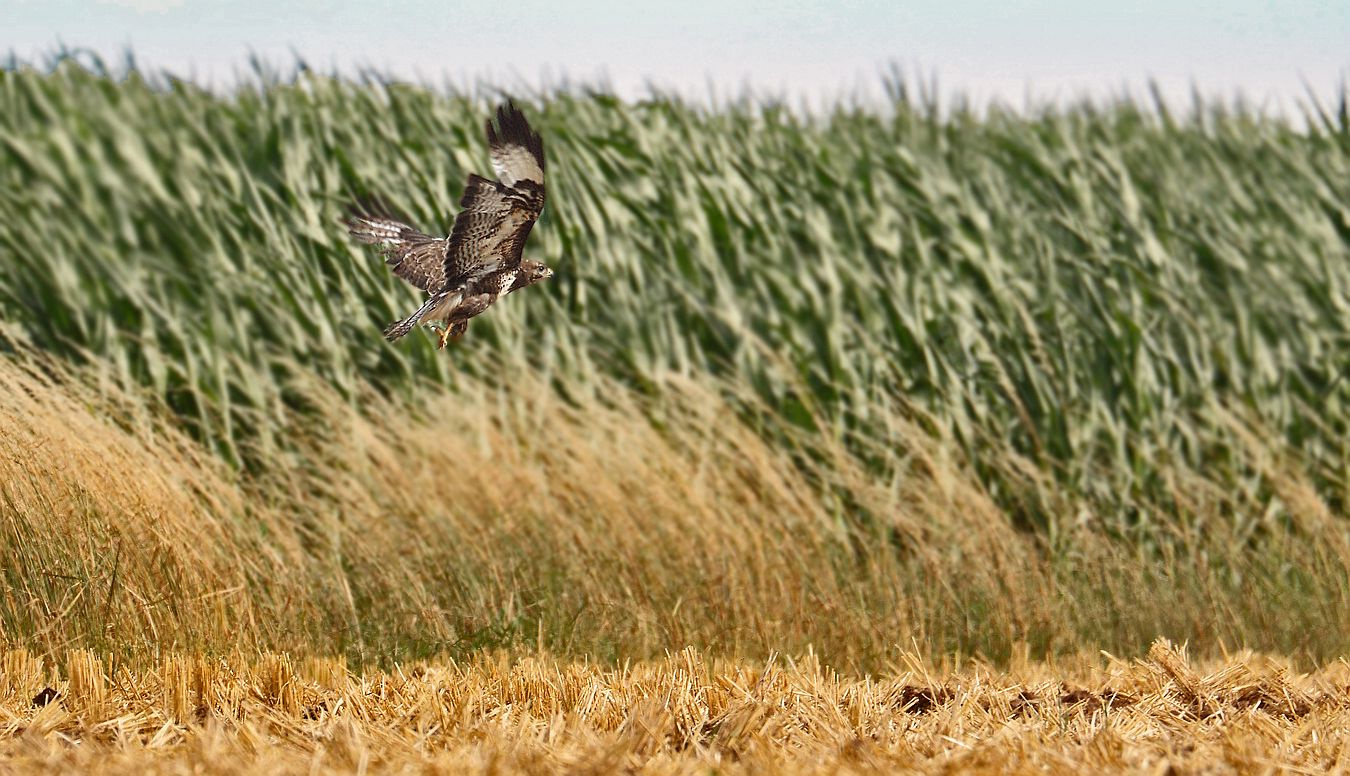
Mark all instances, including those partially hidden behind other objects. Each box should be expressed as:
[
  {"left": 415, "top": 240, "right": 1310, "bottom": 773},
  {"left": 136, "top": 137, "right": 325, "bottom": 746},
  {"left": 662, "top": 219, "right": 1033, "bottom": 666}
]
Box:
[
  {"left": 2, "top": 640, "right": 1350, "bottom": 774},
  {"left": 1, "top": 346, "right": 1348, "bottom": 668}
]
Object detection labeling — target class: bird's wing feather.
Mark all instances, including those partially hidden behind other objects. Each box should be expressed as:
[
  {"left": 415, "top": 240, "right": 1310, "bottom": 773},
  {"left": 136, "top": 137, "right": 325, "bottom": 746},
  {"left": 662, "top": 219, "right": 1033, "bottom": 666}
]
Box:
[
  {"left": 444, "top": 174, "right": 519, "bottom": 282},
  {"left": 442, "top": 101, "right": 547, "bottom": 281},
  {"left": 486, "top": 101, "right": 545, "bottom": 188},
  {"left": 344, "top": 212, "right": 448, "bottom": 294},
  {"left": 445, "top": 183, "right": 544, "bottom": 283}
]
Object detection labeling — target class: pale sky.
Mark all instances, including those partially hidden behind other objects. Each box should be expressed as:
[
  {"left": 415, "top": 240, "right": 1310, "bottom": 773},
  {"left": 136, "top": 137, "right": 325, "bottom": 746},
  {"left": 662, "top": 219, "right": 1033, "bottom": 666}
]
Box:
[{"left": 4, "top": 0, "right": 1348, "bottom": 114}]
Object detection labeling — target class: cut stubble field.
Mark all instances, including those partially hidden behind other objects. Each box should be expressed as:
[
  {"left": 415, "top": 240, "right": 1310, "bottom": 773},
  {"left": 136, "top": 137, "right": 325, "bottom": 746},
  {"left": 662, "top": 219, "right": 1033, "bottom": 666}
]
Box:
[{"left": 2, "top": 641, "right": 1349, "bottom": 774}]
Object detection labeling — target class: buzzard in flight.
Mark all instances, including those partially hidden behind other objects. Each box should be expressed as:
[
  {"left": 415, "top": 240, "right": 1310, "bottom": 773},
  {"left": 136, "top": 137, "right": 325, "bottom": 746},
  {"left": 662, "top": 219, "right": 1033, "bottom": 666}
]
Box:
[{"left": 344, "top": 101, "right": 551, "bottom": 349}]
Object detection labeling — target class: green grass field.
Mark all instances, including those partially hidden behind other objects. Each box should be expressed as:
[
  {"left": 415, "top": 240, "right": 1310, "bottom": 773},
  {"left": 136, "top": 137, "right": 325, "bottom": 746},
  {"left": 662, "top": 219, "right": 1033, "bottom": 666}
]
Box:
[{"left": 0, "top": 54, "right": 1348, "bottom": 669}]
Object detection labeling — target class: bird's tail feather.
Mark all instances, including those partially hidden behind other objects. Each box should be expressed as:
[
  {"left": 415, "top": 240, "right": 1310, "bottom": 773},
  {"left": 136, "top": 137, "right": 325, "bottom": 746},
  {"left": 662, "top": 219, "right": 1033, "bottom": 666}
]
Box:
[
  {"left": 382, "top": 316, "right": 420, "bottom": 342},
  {"left": 382, "top": 290, "right": 454, "bottom": 342},
  {"left": 383, "top": 290, "right": 461, "bottom": 341}
]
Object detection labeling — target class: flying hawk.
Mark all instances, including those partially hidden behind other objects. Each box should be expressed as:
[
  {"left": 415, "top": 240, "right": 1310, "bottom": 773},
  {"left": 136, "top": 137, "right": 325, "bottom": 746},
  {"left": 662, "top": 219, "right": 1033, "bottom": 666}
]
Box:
[{"left": 344, "top": 101, "right": 551, "bottom": 349}]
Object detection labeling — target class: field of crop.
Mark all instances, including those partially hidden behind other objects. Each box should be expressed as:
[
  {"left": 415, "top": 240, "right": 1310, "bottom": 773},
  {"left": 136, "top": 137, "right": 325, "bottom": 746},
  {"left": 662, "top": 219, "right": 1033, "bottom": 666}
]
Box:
[
  {"left": 0, "top": 53, "right": 1349, "bottom": 770},
  {"left": 2, "top": 641, "right": 1349, "bottom": 774}
]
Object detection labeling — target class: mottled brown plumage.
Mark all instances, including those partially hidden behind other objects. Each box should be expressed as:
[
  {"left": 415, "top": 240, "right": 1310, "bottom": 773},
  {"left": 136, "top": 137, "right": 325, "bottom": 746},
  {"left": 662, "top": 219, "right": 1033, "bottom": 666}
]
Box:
[{"left": 344, "top": 101, "right": 551, "bottom": 348}]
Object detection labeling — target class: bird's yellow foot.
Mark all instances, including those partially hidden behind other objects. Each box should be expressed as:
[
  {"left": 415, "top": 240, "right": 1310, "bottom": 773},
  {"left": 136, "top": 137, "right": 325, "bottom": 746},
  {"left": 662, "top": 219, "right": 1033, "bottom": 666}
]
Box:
[{"left": 436, "top": 327, "right": 452, "bottom": 350}]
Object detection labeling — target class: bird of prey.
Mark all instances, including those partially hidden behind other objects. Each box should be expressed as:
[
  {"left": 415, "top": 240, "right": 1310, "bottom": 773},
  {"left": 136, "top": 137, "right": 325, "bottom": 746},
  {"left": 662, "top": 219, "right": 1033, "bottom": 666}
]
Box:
[{"left": 344, "top": 101, "right": 551, "bottom": 349}]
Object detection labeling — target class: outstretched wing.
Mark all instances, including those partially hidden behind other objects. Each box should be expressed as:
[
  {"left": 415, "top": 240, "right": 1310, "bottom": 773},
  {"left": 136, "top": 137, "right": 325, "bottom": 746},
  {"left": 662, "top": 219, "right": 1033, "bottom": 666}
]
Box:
[
  {"left": 344, "top": 209, "right": 448, "bottom": 294},
  {"left": 443, "top": 174, "right": 540, "bottom": 282},
  {"left": 486, "top": 101, "right": 545, "bottom": 189},
  {"left": 443, "top": 101, "right": 546, "bottom": 284}
]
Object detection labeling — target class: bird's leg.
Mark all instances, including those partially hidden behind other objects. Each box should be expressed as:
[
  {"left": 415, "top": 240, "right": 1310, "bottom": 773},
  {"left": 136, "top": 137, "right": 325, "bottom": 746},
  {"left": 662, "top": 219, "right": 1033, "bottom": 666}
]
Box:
[
  {"left": 436, "top": 326, "right": 453, "bottom": 350},
  {"left": 434, "top": 296, "right": 488, "bottom": 352}
]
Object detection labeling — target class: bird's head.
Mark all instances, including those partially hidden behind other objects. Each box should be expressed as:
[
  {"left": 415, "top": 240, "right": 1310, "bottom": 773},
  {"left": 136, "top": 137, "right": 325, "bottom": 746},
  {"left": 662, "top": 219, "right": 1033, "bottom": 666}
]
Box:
[{"left": 520, "top": 259, "right": 554, "bottom": 284}]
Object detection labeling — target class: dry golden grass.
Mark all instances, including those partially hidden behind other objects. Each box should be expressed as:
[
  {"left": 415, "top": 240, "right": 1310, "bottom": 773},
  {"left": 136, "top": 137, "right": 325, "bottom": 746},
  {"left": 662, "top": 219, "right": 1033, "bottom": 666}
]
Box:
[
  {"left": 1, "top": 346, "right": 1349, "bottom": 667},
  {"left": 0, "top": 346, "right": 1032, "bottom": 665},
  {"left": 2, "top": 640, "right": 1349, "bottom": 774}
]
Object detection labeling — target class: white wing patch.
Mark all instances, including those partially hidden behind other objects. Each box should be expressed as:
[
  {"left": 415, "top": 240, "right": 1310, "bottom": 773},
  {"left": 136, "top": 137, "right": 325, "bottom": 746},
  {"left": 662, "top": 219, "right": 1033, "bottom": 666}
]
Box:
[{"left": 490, "top": 144, "right": 544, "bottom": 188}]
